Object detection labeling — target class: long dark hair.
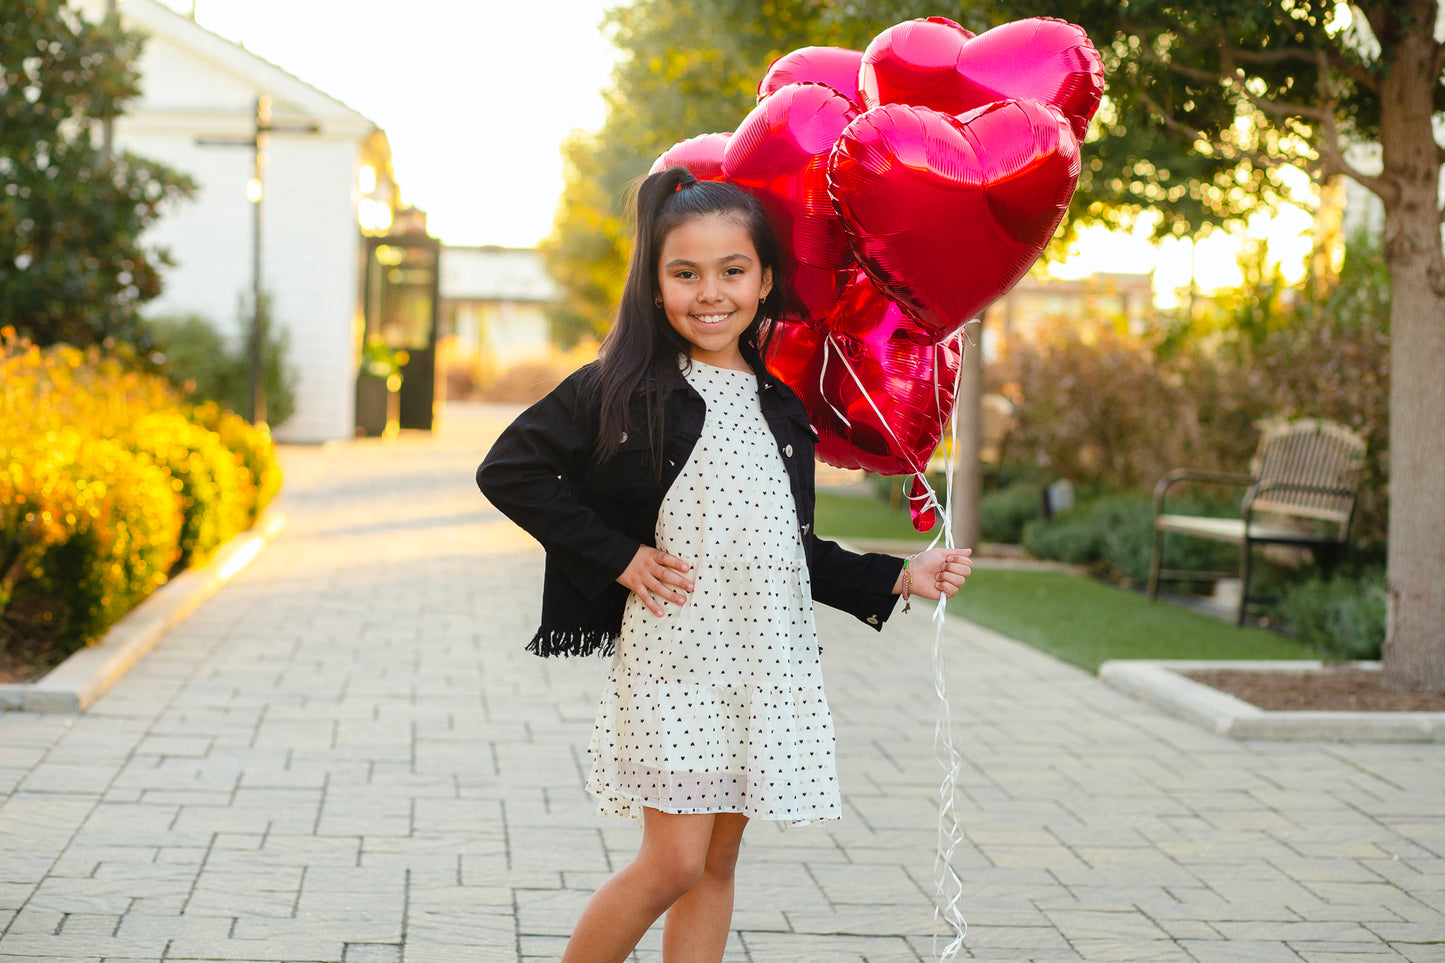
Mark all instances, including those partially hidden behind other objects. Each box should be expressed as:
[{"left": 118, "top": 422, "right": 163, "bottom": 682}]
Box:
[{"left": 593, "top": 166, "right": 786, "bottom": 463}]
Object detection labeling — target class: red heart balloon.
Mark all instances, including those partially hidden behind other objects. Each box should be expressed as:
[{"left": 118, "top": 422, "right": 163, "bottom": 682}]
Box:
[
  {"left": 758, "top": 46, "right": 864, "bottom": 107},
  {"left": 651, "top": 132, "right": 731, "bottom": 180},
  {"left": 766, "top": 275, "right": 963, "bottom": 486},
  {"left": 722, "top": 83, "right": 858, "bottom": 324},
  {"left": 952, "top": 18, "right": 1104, "bottom": 141},
  {"left": 829, "top": 98, "right": 1080, "bottom": 339},
  {"left": 857, "top": 17, "right": 976, "bottom": 113},
  {"left": 859, "top": 17, "right": 1103, "bottom": 140}
]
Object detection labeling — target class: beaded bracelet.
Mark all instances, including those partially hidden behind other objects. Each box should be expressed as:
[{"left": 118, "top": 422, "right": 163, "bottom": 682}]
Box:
[{"left": 901, "top": 553, "right": 917, "bottom": 613}]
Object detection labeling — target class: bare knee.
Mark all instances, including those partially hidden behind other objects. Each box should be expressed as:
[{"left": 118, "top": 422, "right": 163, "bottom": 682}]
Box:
[
  {"left": 631, "top": 847, "right": 707, "bottom": 906},
  {"left": 702, "top": 836, "right": 742, "bottom": 883}
]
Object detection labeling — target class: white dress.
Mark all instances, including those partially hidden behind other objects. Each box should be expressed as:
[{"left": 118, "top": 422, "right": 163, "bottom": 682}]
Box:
[{"left": 585, "top": 359, "right": 841, "bottom": 826}]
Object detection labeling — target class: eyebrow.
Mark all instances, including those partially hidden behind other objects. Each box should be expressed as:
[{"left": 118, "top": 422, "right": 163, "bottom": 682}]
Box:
[{"left": 663, "top": 253, "right": 755, "bottom": 270}]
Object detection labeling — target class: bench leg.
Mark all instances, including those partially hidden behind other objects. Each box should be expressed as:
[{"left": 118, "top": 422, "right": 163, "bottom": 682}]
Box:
[
  {"left": 1236, "top": 536, "right": 1253, "bottom": 627},
  {"left": 1148, "top": 525, "right": 1165, "bottom": 601}
]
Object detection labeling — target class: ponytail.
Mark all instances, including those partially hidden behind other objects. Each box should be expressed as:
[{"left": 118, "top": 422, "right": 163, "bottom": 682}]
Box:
[{"left": 593, "top": 167, "right": 784, "bottom": 465}]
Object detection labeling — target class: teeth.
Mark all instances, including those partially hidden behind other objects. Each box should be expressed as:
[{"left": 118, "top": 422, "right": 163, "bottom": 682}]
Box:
[{"left": 695, "top": 314, "right": 730, "bottom": 323}]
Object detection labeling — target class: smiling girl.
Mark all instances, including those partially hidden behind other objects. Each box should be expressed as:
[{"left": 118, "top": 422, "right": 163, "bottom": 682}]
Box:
[{"left": 477, "top": 166, "right": 971, "bottom": 962}]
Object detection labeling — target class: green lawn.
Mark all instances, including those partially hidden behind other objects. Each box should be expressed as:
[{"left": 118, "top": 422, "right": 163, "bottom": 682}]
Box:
[
  {"left": 815, "top": 489, "right": 932, "bottom": 543},
  {"left": 815, "top": 491, "right": 1316, "bottom": 673},
  {"left": 945, "top": 568, "right": 1314, "bottom": 673}
]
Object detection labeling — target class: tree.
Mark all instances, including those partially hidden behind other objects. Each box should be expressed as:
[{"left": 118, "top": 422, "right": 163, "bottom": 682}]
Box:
[
  {"left": 0, "top": 0, "right": 194, "bottom": 349},
  {"left": 868, "top": 0, "right": 1442, "bottom": 689},
  {"left": 543, "top": 0, "right": 862, "bottom": 345},
  {"left": 559, "top": 0, "right": 1443, "bottom": 689}
]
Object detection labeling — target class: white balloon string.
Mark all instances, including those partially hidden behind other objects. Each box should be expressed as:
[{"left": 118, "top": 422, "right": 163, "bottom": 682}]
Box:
[
  {"left": 822, "top": 332, "right": 927, "bottom": 478},
  {"left": 930, "top": 321, "right": 977, "bottom": 961},
  {"left": 818, "top": 329, "right": 971, "bottom": 958},
  {"left": 817, "top": 336, "right": 853, "bottom": 428}
]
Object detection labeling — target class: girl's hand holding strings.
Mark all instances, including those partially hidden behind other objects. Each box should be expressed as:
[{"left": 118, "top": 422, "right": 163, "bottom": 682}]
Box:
[
  {"left": 617, "top": 546, "right": 695, "bottom": 616},
  {"left": 897, "top": 547, "right": 973, "bottom": 601}
]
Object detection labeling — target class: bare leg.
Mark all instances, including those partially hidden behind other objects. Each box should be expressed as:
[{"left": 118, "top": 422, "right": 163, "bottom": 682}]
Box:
[
  {"left": 661, "top": 812, "right": 749, "bottom": 963},
  {"left": 560, "top": 809, "right": 716, "bottom": 963}
]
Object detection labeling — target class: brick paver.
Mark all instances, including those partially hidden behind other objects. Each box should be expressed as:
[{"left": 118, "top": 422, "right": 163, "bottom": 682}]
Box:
[{"left": 1, "top": 402, "right": 1442, "bottom": 962}]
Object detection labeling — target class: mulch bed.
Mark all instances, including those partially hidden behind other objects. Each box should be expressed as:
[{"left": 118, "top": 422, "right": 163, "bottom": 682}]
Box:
[
  {"left": 1186, "top": 666, "right": 1445, "bottom": 712},
  {"left": 0, "top": 637, "right": 66, "bottom": 685}
]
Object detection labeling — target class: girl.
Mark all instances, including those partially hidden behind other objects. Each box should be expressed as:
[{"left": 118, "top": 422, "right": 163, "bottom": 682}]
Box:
[{"left": 477, "top": 166, "right": 971, "bottom": 962}]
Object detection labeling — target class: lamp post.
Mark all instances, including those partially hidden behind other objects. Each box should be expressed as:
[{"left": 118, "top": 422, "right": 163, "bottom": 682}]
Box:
[{"left": 198, "top": 96, "right": 318, "bottom": 425}]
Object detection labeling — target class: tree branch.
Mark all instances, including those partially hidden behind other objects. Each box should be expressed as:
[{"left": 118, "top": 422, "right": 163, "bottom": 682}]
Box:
[
  {"left": 1322, "top": 45, "right": 1382, "bottom": 94},
  {"left": 1305, "top": 46, "right": 1395, "bottom": 204},
  {"left": 1136, "top": 89, "right": 1290, "bottom": 173}
]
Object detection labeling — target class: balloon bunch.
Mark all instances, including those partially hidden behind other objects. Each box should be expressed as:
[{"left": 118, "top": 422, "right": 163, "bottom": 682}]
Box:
[{"left": 652, "top": 16, "right": 1104, "bottom": 530}]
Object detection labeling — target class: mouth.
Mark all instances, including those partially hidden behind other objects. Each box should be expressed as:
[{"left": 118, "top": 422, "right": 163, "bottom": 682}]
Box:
[{"left": 691, "top": 312, "right": 733, "bottom": 326}]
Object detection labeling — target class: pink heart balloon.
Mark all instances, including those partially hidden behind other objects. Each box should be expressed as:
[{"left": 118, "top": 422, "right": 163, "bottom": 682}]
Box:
[
  {"left": 859, "top": 16, "right": 1103, "bottom": 140},
  {"left": 765, "top": 275, "right": 963, "bottom": 490},
  {"left": 651, "top": 132, "right": 731, "bottom": 180},
  {"left": 758, "top": 46, "right": 864, "bottom": 106},
  {"left": 857, "top": 17, "right": 976, "bottom": 113},
  {"left": 829, "top": 98, "right": 1081, "bottom": 339},
  {"left": 722, "top": 83, "right": 859, "bottom": 324}
]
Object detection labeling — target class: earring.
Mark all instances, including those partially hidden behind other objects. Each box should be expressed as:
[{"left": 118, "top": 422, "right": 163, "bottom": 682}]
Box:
[{"left": 654, "top": 297, "right": 662, "bottom": 308}]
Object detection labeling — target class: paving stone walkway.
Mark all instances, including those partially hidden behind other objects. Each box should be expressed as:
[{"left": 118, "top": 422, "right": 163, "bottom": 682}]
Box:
[{"left": 1, "top": 402, "right": 1442, "bottom": 963}]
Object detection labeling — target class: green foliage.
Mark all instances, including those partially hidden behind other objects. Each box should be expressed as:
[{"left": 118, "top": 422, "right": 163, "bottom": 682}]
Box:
[
  {"left": 1022, "top": 492, "right": 1235, "bottom": 586},
  {"left": 1277, "top": 569, "right": 1387, "bottom": 661},
  {"left": 0, "top": 1, "right": 195, "bottom": 347},
  {"left": 143, "top": 299, "right": 299, "bottom": 428},
  {"left": 977, "top": 480, "right": 1042, "bottom": 544},
  {"left": 989, "top": 232, "right": 1391, "bottom": 545},
  {"left": 988, "top": 321, "right": 1261, "bottom": 492},
  {"left": 0, "top": 329, "right": 281, "bottom": 663}
]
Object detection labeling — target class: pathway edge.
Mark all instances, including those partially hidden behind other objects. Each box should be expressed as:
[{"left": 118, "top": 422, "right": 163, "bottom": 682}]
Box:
[
  {"left": 0, "top": 509, "right": 287, "bottom": 714},
  {"left": 1099, "top": 659, "right": 1445, "bottom": 742}
]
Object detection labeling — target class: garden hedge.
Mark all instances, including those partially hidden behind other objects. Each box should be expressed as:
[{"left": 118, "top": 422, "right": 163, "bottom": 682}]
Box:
[{"left": 1, "top": 329, "right": 281, "bottom": 663}]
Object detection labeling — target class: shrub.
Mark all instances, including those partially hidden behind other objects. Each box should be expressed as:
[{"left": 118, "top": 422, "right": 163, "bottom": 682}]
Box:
[
  {"left": 1022, "top": 492, "right": 1235, "bottom": 587},
  {"left": 143, "top": 303, "right": 299, "bottom": 428},
  {"left": 0, "top": 329, "right": 282, "bottom": 663},
  {"left": 127, "top": 411, "right": 253, "bottom": 568},
  {"left": 978, "top": 480, "right": 1043, "bottom": 544},
  {"left": 1276, "top": 569, "right": 1386, "bottom": 661},
  {"left": 0, "top": 430, "right": 182, "bottom": 653},
  {"left": 192, "top": 402, "right": 282, "bottom": 523}
]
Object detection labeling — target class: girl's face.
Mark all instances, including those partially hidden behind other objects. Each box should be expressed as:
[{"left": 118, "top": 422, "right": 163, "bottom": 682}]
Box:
[{"left": 656, "top": 213, "right": 773, "bottom": 371}]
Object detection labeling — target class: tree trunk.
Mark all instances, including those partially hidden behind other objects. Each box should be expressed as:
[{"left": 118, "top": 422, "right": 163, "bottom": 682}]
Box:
[
  {"left": 952, "top": 317, "right": 984, "bottom": 551},
  {"left": 1378, "top": 7, "right": 1445, "bottom": 691}
]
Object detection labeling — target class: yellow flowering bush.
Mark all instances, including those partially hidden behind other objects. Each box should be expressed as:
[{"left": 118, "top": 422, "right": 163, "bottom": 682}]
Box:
[{"left": 0, "top": 328, "right": 283, "bottom": 663}]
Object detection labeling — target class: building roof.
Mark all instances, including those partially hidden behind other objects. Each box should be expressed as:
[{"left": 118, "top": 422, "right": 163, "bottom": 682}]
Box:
[{"left": 440, "top": 247, "right": 559, "bottom": 303}]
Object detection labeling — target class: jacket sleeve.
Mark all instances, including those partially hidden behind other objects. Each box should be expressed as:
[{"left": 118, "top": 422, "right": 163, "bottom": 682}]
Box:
[
  {"left": 476, "top": 367, "right": 640, "bottom": 600},
  {"left": 807, "top": 534, "right": 905, "bottom": 629}
]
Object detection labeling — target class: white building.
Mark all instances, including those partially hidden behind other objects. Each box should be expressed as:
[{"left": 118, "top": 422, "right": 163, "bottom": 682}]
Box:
[
  {"left": 78, "top": 0, "right": 398, "bottom": 442},
  {"left": 440, "top": 246, "right": 559, "bottom": 372}
]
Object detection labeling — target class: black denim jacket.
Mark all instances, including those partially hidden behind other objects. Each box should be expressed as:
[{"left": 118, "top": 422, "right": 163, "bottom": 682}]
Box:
[{"left": 476, "top": 351, "right": 904, "bottom": 656}]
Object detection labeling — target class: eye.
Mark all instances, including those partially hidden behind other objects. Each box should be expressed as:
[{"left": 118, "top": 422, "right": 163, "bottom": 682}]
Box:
[
  {"left": 723, "top": 266, "right": 746, "bottom": 276},
  {"left": 674, "top": 270, "right": 697, "bottom": 280}
]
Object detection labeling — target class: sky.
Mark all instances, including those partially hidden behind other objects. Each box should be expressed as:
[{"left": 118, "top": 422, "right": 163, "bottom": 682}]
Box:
[
  {"left": 167, "top": 0, "right": 621, "bottom": 248},
  {"left": 162, "top": 0, "right": 1315, "bottom": 296}
]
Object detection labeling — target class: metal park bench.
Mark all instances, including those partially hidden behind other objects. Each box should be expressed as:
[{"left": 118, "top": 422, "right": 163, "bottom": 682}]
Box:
[{"left": 1147, "top": 418, "right": 1367, "bottom": 626}]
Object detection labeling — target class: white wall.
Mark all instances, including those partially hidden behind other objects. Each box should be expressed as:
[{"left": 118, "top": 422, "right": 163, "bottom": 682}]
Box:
[{"left": 100, "top": 3, "right": 375, "bottom": 443}]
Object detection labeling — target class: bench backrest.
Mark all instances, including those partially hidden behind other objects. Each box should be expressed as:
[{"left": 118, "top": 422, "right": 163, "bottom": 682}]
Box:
[{"left": 1249, "top": 419, "right": 1366, "bottom": 531}]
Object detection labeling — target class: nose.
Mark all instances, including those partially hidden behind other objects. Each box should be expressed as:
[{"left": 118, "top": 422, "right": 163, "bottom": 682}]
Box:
[{"left": 698, "top": 274, "right": 723, "bottom": 303}]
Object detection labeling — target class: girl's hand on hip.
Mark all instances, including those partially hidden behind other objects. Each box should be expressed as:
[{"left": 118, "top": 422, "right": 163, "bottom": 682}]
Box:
[
  {"left": 617, "top": 546, "right": 694, "bottom": 617},
  {"left": 899, "top": 547, "right": 973, "bottom": 601}
]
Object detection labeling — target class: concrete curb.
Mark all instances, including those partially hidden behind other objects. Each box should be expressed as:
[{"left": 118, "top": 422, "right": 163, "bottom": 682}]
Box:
[
  {"left": 0, "top": 509, "right": 286, "bottom": 714},
  {"left": 1100, "top": 659, "right": 1445, "bottom": 742}
]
